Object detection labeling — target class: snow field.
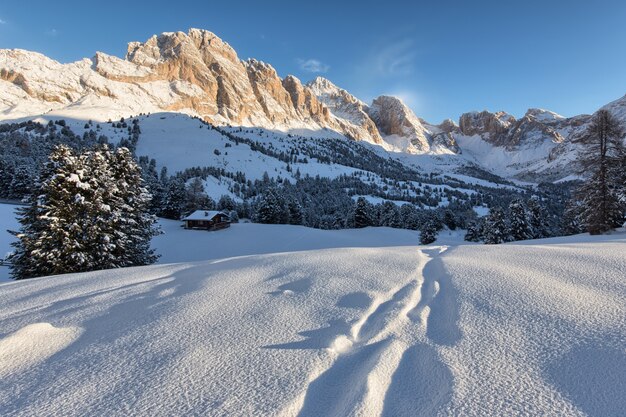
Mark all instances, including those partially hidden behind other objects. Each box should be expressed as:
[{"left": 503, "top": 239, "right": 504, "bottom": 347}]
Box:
[
  {"left": 0, "top": 246, "right": 441, "bottom": 416},
  {"left": 440, "top": 234, "right": 626, "bottom": 416},
  {"left": 0, "top": 204, "right": 625, "bottom": 416}
]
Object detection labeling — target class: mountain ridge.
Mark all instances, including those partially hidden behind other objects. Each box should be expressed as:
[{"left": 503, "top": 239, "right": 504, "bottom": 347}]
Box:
[{"left": 1, "top": 28, "right": 625, "bottom": 181}]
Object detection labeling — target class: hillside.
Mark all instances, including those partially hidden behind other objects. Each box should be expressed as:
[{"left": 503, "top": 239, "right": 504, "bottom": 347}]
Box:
[
  {"left": 4, "top": 115, "right": 563, "bottom": 234},
  {"left": 0, "top": 224, "right": 624, "bottom": 416}
]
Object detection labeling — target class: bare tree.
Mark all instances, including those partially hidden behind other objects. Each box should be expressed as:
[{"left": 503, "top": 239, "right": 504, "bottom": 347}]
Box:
[{"left": 576, "top": 109, "right": 625, "bottom": 234}]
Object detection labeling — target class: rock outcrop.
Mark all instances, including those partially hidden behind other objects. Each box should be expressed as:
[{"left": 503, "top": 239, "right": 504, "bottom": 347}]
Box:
[
  {"left": 0, "top": 29, "right": 376, "bottom": 143},
  {"left": 366, "top": 95, "right": 457, "bottom": 153},
  {"left": 306, "top": 77, "right": 383, "bottom": 144},
  {"left": 459, "top": 108, "right": 569, "bottom": 150}
]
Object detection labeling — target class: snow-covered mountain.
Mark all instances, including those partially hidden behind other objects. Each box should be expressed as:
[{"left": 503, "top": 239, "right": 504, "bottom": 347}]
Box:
[
  {"left": 367, "top": 95, "right": 459, "bottom": 154},
  {"left": 0, "top": 29, "right": 388, "bottom": 147},
  {"left": 1, "top": 27, "right": 625, "bottom": 181}
]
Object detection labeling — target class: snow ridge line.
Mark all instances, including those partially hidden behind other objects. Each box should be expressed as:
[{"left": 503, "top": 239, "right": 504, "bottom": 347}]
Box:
[{"left": 293, "top": 245, "right": 455, "bottom": 417}]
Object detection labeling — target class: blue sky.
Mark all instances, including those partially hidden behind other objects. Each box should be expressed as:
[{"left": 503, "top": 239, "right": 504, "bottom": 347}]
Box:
[{"left": 1, "top": 0, "right": 625, "bottom": 123}]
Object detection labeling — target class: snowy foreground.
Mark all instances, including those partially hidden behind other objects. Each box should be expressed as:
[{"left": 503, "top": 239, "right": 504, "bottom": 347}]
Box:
[{"left": 0, "top": 222, "right": 625, "bottom": 416}]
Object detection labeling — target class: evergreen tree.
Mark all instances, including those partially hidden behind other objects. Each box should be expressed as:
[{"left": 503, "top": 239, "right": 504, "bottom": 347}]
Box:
[
  {"left": 380, "top": 201, "right": 401, "bottom": 228},
  {"left": 227, "top": 209, "right": 240, "bottom": 223},
  {"left": 443, "top": 210, "right": 457, "bottom": 230},
  {"left": 527, "top": 198, "right": 548, "bottom": 239},
  {"left": 288, "top": 200, "right": 304, "bottom": 225},
  {"left": 9, "top": 195, "right": 47, "bottom": 279},
  {"left": 400, "top": 204, "right": 420, "bottom": 230},
  {"left": 562, "top": 200, "right": 584, "bottom": 236},
  {"left": 108, "top": 148, "right": 160, "bottom": 267},
  {"left": 576, "top": 179, "right": 623, "bottom": 233},
  {"left": 483, "top": 207, "right": 508, "bottom": 244},
  {"left": 353, "top": 197, "right": 371, "bottom": 228},
  {"left": 9, "top": 145, "right": 159, "bottom": 279},
  {"left": 161, "top": 177, "right": 186, "bottom": 219},
  {"left": 508, "top": 199, "right": 531, "bottom": 241},
  {"left": 256, "top": 188, "right": 283, "bottom": 224},
  {"left": 9, "top": 165, "right": 33, "bottom": 199},
  {"left": 464, "top": 220, "right": 483, "bottom": 242},
  {"left": 185, "top": 177, "right": 213, "bottom": 214},
  {"left": 575, "top": 109, "right": 625, "bottom": 234},
  {"left": 217, "top": 195, "right": 236, "bottom": 212},
  {"left": 419, "top": 220, "right": 438, "bottom": 245}
]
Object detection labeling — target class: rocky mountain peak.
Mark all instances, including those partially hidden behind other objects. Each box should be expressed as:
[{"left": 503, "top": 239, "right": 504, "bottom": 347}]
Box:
[
  {"left": 367, "top": 96, "right": 432, "bottom": 152},
  {"left": 524, "top": 108, "right": 564, "bottom": 123},
  {"left": 6, "top": 26, "right": 610, "bottom": 163},
  {"left": 458, "top": 110, "right": 516, "bottom": 138},
  {"left": 305, "top": 77, "right": 383, "bottom": 144}
]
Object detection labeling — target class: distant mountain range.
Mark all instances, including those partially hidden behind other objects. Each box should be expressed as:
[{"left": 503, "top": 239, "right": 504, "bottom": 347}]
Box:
[{"left": 1, "top": 28, "right": 625, "bottom": 181}]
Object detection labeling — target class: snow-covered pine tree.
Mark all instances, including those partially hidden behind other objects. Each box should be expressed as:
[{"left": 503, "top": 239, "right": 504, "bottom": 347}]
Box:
[
  {"left": 353, "top": 197, "right": 371, "bottom": 228},
  {"left": 10, "top": 145, "right": 94, "bottom": 277},
  {"left": 109, "top": 147, "right": 160, "bottom": 267},
  {"left": 9, "top": 195, "right": 46, "bottom": 279},
  {"left": 419, "top": 220, "right": 438, "bottom": 244},
  {"left": 400, "top": 204, "right": 419, "bottom": 230},
  {"left": 139, "top": 157, "right": 164, "bottom": 215},
  {"left": 9, "top": 165, "right": 34, "bottom": 200},
  {"left": 217, "top": 195, "right": 236, "bottom": 212},
  {"left": 380, "top": 201, "right": 401, "bottom": 228},
  {"left": 288, "top": 199, "right": 304, "bottom": 225},
  {"left": 576, "top": 109, "right": 625, "bottom": 234},
  {"left": 576, "top": 179, "right": 623, "bottom": 233},
  {"left": 508, "top": 199, "right": 531, "bottom": 241},
  {"left": 256, "top": 188, "right": 282, "bottom": 224},
  {"left": 561, "top": 200, "right": 584, "bottom": 236},
  {"left": 483, "top": 206, "right": 508, "bottom": 244},
  {"left": 464, "top": 221, "right": 483, "bottom": 242},
  {"left": 161, "top": 177, "right": 187, "bottom": 220},
  {"left": 9, "top": 145, "right": 159, "bottom": 279},
  {"left": 527, "top": 198, "right": 548, "bottom": 239}
]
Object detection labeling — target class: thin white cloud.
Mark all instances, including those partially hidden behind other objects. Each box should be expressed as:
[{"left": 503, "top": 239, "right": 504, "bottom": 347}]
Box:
[
  {"left": 0, "top": 18, "right": 6, "bottom": 24},
  {"left": 45, "top": 28, "right": 58, "bottom": 37},
  {"left": 298, "top": 58, "right": 329, "bottom": 73},
  {"left": 373, "top": 39, "right": 416, "bottom": 77}
]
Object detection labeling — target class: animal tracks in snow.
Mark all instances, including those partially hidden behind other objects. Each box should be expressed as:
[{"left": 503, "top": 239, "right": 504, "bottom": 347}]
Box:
[{"left": 284, "top": 245, "right": 460, "bottom": 417}]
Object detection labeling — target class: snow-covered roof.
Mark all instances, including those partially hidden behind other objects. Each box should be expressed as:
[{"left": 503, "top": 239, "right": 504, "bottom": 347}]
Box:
[{"left": 181, "top": 210, "right": 225, "bottom": 221}]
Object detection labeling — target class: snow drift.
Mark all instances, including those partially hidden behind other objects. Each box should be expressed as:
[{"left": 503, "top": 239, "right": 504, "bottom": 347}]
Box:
[{"left": 0, "top": 226, "right": 624, "bottom": 416}]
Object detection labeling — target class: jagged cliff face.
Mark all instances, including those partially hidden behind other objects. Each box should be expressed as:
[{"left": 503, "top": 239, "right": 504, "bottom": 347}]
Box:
[
  {"left": 0, "top": 29, "right": 461, "bottom": 151},
  {"left": 0, "top": 29, "right": 366, "bottom": 142},
  {"left": 453, "top": 97, "right": 626, "bottom": 181},
  {"left": 459, "top": 109, "right": 569, "bottom": 150},
  {"left": 306, "top": 77, "right": 383, "bottom": 144},
  {"left": 367, "top": 96, "right": 458, "bottom": 154},
  {"left": 113, "top": 29, "right": 335, "bottom": 128}
]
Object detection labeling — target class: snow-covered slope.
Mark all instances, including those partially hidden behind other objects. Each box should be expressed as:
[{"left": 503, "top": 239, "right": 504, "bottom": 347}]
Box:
[
  {"left": 1, "top": 221, "right": 624, "bottom": 416},
  {"left": 453, "top": 101, "right": 626, "bottom": 181}
]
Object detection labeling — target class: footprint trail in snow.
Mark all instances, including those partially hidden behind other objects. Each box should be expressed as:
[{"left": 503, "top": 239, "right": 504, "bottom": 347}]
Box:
[{"left": 291, "top": 245, "right": 459, "bottom": 417}]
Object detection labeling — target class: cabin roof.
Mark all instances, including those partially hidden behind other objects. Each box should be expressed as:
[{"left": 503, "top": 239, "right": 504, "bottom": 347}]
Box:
[{"left": 181, "top": 210, "right": 226, "bottom": 221}]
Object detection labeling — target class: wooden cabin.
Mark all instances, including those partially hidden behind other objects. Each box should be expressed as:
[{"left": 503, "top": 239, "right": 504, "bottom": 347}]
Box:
[{"left": 182, "top": 210, "right": 231, "bottom": 231}]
